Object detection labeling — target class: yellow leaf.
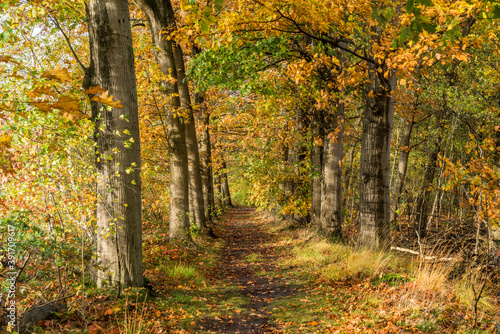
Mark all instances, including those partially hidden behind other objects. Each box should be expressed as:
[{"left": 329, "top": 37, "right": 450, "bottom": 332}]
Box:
[{"left": 0, "top": 135, "right": 10, "bottom": 143}]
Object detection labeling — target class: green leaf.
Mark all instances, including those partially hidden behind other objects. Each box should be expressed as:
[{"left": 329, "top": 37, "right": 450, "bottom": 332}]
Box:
[
  {"left": 405, "top": 0, "right": 415, "bottom": 14},
  {"left": 416, "top": 0, "right": 433, "bottom": 6},
  {"left": 493, "top": 5, "right": 500, "bottom": 19}
]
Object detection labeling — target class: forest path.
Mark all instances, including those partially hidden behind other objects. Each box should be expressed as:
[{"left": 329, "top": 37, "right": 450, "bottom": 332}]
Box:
[{"left": 198, "top": 207, "right": 298, "bottom": 333}]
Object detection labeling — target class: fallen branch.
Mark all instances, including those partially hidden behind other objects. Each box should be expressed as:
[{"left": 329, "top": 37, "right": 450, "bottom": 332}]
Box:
[{"left": 390, "top": 246, "right": 457, "bottom": 262}]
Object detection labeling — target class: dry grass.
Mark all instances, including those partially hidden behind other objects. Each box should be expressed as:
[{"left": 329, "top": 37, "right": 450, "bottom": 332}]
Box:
[{"left": 284, "top": 237, "right": 397, "bottom": 281}]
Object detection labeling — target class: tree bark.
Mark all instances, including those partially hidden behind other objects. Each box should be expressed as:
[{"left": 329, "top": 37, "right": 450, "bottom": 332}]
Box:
[
  {"left": 293, "top": 106, "right": 309, "bottom": 225},
  {"left": 135, "top": 0, "right": 190, "bottom": 241},
  {"left": 357, "top": 66, "right": 396, "bottom": 249},
  {"left": 392, "top": 117, "right": 414, "bottom": 222},
  {"left": 172, "top": 42, "right": 206, "bottom": 231},
  {"left": 320, "top": 102, "right": 344, "bottom": 241},
  {"left": 221, "top": 159, "right": 233, "bottom": 207},
  {"left": 196, "top": 93, "right": 215, "bottom": 223},
  {"left": 86, "top": 0, "right": 143, "bottom": 288},
  {"left": 414, "top": 109, "right": 444, "bottom": 238},
  {"left": 310, "top": 110, "right": 323, "bottom": 229},
  {"left": 214, "top": 174, "right": 222, "bottom": 208}
]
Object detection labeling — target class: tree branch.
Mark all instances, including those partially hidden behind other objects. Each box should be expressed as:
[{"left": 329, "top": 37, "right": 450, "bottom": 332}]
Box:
[{"left": 48, "top": 14, "right": 87, "bottom": 72}]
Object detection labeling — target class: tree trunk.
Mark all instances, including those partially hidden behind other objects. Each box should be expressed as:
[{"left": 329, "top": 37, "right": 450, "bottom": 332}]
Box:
[
  {"left": 320, "top": 102, "right": 344, "bottom": 241},
  {"left": 392, "top": 117, "right": 414, "bottom": 222},
  {"left": 357, "top": 66, "right": 396, "bottom": 249},
  {"left": 214, "top": 174, "right": 222, "bottom": 209},
  {"left": 221, "top": 159, "right": 233, "bottom": 207},
  {"left": 293, "top": 106, "right": 309, "bottom": 225},
  {"left": 135, "top": 0, "right": 190, "bottom": 241},
  {"left": 310, "top": 110, "right": 323, "bottom": 229},
  {"left": 86, "top": 0, "right": 143, "bottom": 288},
  {"left": 196, "top": 93, "right": 215, "bottom": 223},
  {"left": 282, "top": 139, "right": 294, "bottom": 221},
  {"left": 172, "top": 42, "right": 206, "bottom": 231},
  {"left": 414, "top": 109, "right": 445, "bottom": 238}
]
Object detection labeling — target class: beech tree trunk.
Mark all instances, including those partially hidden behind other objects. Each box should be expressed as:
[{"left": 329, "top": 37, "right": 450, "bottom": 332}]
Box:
[
  {"left": 415, "top": 110, "right": 444, "bottom": 238},
  {"left": 135, "top": 0, "right": 190, "bottom": 241},
  {"left": 293, "top": 107, "right": 309, "bottom": 225},
  {"left": 196, "top": 93, "right": 215, "bottom": 223},
  {"left": 282, "top": 139, "right": 294, "bottom": 221},
  {"left": 86, "top": 0, "right": 143, "bottom": 288},
  {"left": 357, "top": 66, "right": 396, "bottom": 249},
  {"left": 221, "top": 159, "right": 233, "bottom": 207},
  {"left": 172, "top": 43, "right": 206, "bottom": 231},
  {"left": 392, "top": 117, "right": 414, "bottom": 222},
  {"left": 320, "top": 103, "right": 344, "bottom": 241},
  {"left": 214, "top": 174, "right": 222, "bottom": 208},
  {"left": 310, "top": 111, "right": 323, "bottom": 229}
]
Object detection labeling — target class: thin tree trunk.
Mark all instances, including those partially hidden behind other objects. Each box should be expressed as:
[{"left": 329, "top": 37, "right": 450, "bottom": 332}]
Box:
[
  {"left": 86, "top": 0, "right": 143, "bottom": 288},
  {"left": 282, "top": 138, "right": 294, "bottom": 221},
  {"left": 357, "top": 66, "right": 396, "bottom": 249},
  {"left": 310, "top": 110, "right": 323, "bottom": 229},
  {"left": 320, "top": 102, "right": 344, "bottom": 241},
  {"left": 221, "top": 159, "right": 233, "bottom": 207},
  {"left": 135, "top": 0, "right": 190, "bottom": 241},
  {"left": 196, "top": 93, "right": 215, "bottom": 223},
  {"left": 172, "top": 43, "right": 206, "bottom": 231},
  {"left": 214, "top": 174, "right": 222, "bottom": 209},
  {"left": 392, "top": 117, "right": 414, "bottom": 222},
  {"left": 415, "top": 109, "right": 445, "bottom": 238},
  {"left": 294, "top": 106, "right": 309, "bottom": 225}
]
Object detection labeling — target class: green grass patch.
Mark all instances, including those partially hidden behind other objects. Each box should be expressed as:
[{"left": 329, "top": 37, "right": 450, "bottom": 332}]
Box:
[{"left": 245, "top": 252, "right": 261, "bottom": 262}]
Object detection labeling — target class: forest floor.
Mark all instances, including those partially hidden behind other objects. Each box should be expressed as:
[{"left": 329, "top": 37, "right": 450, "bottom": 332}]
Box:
[
  {"left": 40, "top": 207, "right": 500, "bottom": 333},
  {"left": 197, "top": 207, "right": 298, "bottom": 333},
  {"left": 170, "top": 207, "right": 499, "bottom": 333}
]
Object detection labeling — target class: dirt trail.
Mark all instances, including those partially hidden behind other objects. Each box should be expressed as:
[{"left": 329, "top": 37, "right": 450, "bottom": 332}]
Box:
[{"left": 199, "top": 207, "right": 297, "bottom": 333}]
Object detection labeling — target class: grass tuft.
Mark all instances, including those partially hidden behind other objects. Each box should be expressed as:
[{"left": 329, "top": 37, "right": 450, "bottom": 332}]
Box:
[{"left": 285, "top": 239, "right": 396, "bottom": 281}]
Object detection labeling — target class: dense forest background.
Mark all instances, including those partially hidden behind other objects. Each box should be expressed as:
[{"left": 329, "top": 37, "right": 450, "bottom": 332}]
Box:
[{"left": 0, "top": 0, "right": 500, "bottom": 332}]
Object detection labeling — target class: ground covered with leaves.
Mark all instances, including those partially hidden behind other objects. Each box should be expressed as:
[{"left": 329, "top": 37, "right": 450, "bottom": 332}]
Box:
[{"left": 33, "top": 207, "right": 500, "bottom": 333}]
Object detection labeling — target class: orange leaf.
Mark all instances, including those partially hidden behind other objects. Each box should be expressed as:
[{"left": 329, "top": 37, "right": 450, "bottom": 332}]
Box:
[
  {"left": 32, "top": 86, "right": 57, "bottom": 97},
  {"left": 85, "top": 85, "right": 107, "bottom": 95},
  {"left": 32, "top": 101, "right": 53, "bottom": 113},
  {"left": 42, "top": 64, "right": 72, "bottom": 83},
  {"left": 91, "top": 91, "right": 124, "bottom": 109},
  {"left": 52, "top": 96, "right": 79, "bottom": 113}
]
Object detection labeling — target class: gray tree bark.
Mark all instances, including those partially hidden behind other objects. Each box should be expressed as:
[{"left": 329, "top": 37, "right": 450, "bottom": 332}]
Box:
[
  {"left": 415, "top": 109, "right": 445, "bottom": 238},
  {"left": 310, "top": 110, "right": 323, "bottom": 229},
  {"left": 392, "top": 117, "right": 414, "bottom": 222},
  {"left": 172, "top": 43, "right": 206, "bottom": 231},
  {"left": 134, "top": 0, "right": 191, "bottom": 241},
  {"left": 320, "top": 103, "right": 344, "bottom": 241},
  {"left": 86, "top": 0, "right": 143, "bottom": 288},
  {"left": 196, "top": 93, "right": 215, "bottom": 223},
  {"left": 357, "top": 65, "right": 396, "bottom": 249},
  {"left": 221, "top": 159, "right": 233, "bottom": 207}
]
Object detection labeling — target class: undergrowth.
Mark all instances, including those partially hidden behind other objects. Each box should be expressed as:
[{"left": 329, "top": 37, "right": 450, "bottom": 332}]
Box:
[{"left": 272, "top": 222, "right": 500, "bottom": 333}]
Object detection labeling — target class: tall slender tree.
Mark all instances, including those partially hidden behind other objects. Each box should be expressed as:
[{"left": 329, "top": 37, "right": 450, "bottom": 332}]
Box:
[{"left": 134, "top": 0, "right": 191, "bottom": 241}]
